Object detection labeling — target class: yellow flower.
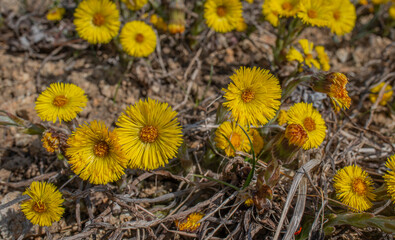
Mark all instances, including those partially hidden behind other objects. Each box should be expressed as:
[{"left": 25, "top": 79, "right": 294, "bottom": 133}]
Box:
[
  {"left": 116, "top": 98, "right": 183, "bottom": 170},
  {"left": 297, "top": 0, "right": 330, "bottom": 27},
  {"left": 42, "top": 130, "right": 60, "bottom": 153},
  {"left": 278, "top": 110, "right": 288, "bottom": 125},
  {"left": 383, "top": 155, "right": 395, "bottom": 204},
  {"left": 270, "top": 0, "right": 301, "bottom": 17},
  {"left": 286, "top": 47, "right": 304, "bottom": 63},
  {"left": 46, "top": 7, "right": 65, "bottom": 21},
  {"left": 175, "top": 212, "right": 205, "bottom": 232},
  {"left": 21, "top": 182, "right": 64, "bottom": 226},
  {"left": 369, "top": 82, "right": 393, "bottom": 106},
  {"left": 327, "top": 0, "right": 356, "bottom": 36},
  {"left": 286, "top": 102, "right": 326, "bottom": 150},
  {"left": 121, "top": 0, "right": 148, "bottom": 11},
  {"left": 390, "top": 4, "right": 395, "bottom": 19},
  {"left": 333, "top": 165, "right": 376, "bottom": 212},
  {"left": 250, "top": 129, "right": 264, "bottom": 153},
  {"left": 359, "top": 0, "right": 368, "bottom": 5},
  {"left": 204, "top": 0, "right": 242, "bottom": 33},
  {"left": 74, "top": 0, "right": 120, "bottom": 44},
  {"left": 223, "top": 67, "right": 282, "bottom": 127},
  {"left": 284, "top": 124, "right": 308, "bottom": 147},
  {"left": 244, "top": 198, "right": 254, "bottom": 206},
  {"left": 298, "top": 39, "right": 321, "bottom": 69},
  {"left": 150, "top": 14, "right": 168, "bottom": 31},
  {"left": 315, "top": 46, "right": 331, "bottom": 71},
  {"left": 120, "top": 21, "right": 157, "bottom": 57},
  {"left": 236, "top": 16, "right": 247, "bottom": 32},
  {"left": 66, "top": 121, "right": 128, "bottom": 185},
  {"left": 262, "top": 0, "right": 279, "bottom": 27},
  {"left": 35, "top": 83, "right": 87, "bottom": 123},
  {"left": 214, "top": 121, "right": 251, "bottom": 157}
]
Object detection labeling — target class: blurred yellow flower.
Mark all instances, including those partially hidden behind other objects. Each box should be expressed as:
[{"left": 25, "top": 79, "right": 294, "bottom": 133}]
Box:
[
  {"left": 315, "top": 46, "right": 331, "bottom": 71},
  {"left": 35, "top": 83, "right": 87, "bottom": 123},
  {"left": 175, "top": 212, "right": 205, "bottom": 232},
  {"left": 46, "top": 7, "right": 65, "bottom": 21},
  {"left": 66, "top": 120, "right": 128, "bottom": 185},
  {"left": 298, "top": 39, "right": 321, "bottom": 69},
  {"left": 204, "top": 0, "right": 242, "bottom": 33},
  {"left": 214, "top": 121, "right": 251, "bottom": 157},
  {"left": 236, "top": 16, "right": 247, "bottom": 32},
  {"left": 369, "top": 82, "right": 393, "bottom": 106},
  {"left": 333, "top": 165, "right": 376, "bottom": 212},
  {"left": 278, "top": 110, "right": 288, "bottom": 125},
  {"left": 250, "top": 129, "right": 264, "bottom": 153},
  {"left": 389, "top": 4, "right": 395, "bottom": 20},
  {"left": 287, "top": 102, "right": 326, "bottom": 150},
  {"left": 150, "top": 14, "right": 168, "bottom": 31},
  {"left": 270, "top": 0, "right": 300, "bottom": 17},
  {"left": 383, "top": 155, "right": 395, "bottom": 204},
  {"left": 223, "top": 67, "right": 282, "bottom": 126},
  {"left": 120, "top": 21, "right": 157, "bottom": 57},
  {"left": 121, "top": 0, "right": 148, "bottom": 10},
  {"left": 327, "top": 0, "right": 356, "bottom": 36},
  {"left": 359, "top": 0, "right": 368, "bottom": 5},
  {"left": 21, "top": 182, "right": 64, "bottom": 226},
  {"left": 116, "top": 98, "right": 183, "bottom": 170},
  {"left": 297, "top": 0, "right": 330, "bottom": 27},
  {"left": 262, "top": 0, "right": 279, "bottom": 27},
  {"left": 74, "top": 0, "right": 120, "bottom": 44},
  {"left": 286, "top": 47, "right": 304, "bottom": 63}
]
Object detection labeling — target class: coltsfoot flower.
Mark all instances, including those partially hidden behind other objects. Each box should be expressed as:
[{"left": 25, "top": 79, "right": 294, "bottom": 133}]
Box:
[
  {"left": 369, "top": 82, "right": 393, "bottom": 106},
  {"left": 223, "top": 67, "right": 282, "bottom": 127},
  {"left": 250, "top": 129, "right": 264, "bottom": 154},
  {"left": 286, "top": 102, "right": 326, "bottom": 150},
  {"left": 121, "top": 0, "right": 148, "bottom": 10},
  {"left": 270, "top": 0, "right": 300, "bottom": 17},
  {"left": 262, "top": 0, "right": 279, "bottom": 27},
  {"left": 116, "top": 98, "right": 183, "bottom": 170},
  {"left": 74, "top": 0, "right": 121, "bottom": 44},
  {"left": 383, "top": 155, "right": 395, "bottom": 204},
  {"left": 327, "top": 0, "right": 356, "bottom": 36},
  {"left": 315, "top": 46, "right": 331, "bottom": 71},
  {"left": 21, "top": 181, "right": 64, "bottom": 226},
  {"left": 333, "top": 165, "right": 376, "bottom": 212},
  {"left": 214, "top": 121, "right": 252, "bottom": 157},
  {"left": 284, "top": 124, "right": 308, "bottom": 147},
  {"left": 120, "top": 21, "right": 157, "bottom": 57},
  {"left": 35, "top": 83, "right": 87, "bottom": 123},
  {"left": 175, "top": 212, "right": 205, "bottom": 232},
  {"left": 278, "top": 110, "right": 288, "bottom": 126},
  {"left": 66, "top": 120, "right": 128, "bottom": 185},
  {"left": 297, "top": 0, "right": 330, "bottom": 27},
  {"left": 204, "top": 0, "right": 242, "bottom": 33},
  {"left": 46, "top": 7, "right": 65, "bottom": 21}
]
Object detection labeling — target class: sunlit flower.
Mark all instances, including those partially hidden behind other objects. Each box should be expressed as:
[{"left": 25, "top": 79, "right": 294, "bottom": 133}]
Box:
[
  {"left": 66, "top": 121, "right": 127, "bottom": 185},
  {"left": 286, "top": 102, "right": 326, "bottom": 150},
  {"left": 35, "top": 83, "right": 87, "bottom": 123},
  {"left": 120, "top": 21, "right": 157, "bottom": 57},
  {"left": 46, "top": 7, "right": 65, "bottom": 21},
  {"left": 121, "top": 0, "right": 148, "bottom": 10},
  {"left": 175, "top": 212, "right": 205, "bottom": 232},
  {"left": 204, "top": 0, "right": 242, "bottom": 33},
  {"left": 262, "top": 0, "right": 279, "bottom": 27},
  {"left": 284, "top": 123, "right": 308, "bottom": 147},
  {"left": 315, "top": 46, "right": 331, "bottom": 71},
  {"left": 223, "top": 67, "right": 282, "bottom": 126},
  {"left": 214, "top": 121, "right": 251, "bottom": 157},
  {"left": 250, "top": 129, "right": 264, "bottom": 153},
  {"left": 333, "top": 165, "right": 376, "bottom": 212},
  {"left": 298, "top": 39, "right": 321, "bottom": 69},
  {"left": 383, "top": 155, "right": 395, "bottom": 204},
  {"left": 21, "top": 182, "right": 64, "bottom": 226},
  {"left": 116, "top": 98, "right": 183, "bottom": 170},
  {"left": 74, "top": 0, "right": 121, "bottom": 44},
  {"left": 327, "top": 0, "right": 356, "bottom": 36},
  {"left": 278, "top": 110, "right": 288, "bottom": 126},
  {"left": 369, "top": 82, "right": 394, "bottom": 106},
  {"left": 270, "top": 0, "right": 301, "bottom": 17},
  {"left": 297, "top": 0, "right": 330, "bottom": 27}
]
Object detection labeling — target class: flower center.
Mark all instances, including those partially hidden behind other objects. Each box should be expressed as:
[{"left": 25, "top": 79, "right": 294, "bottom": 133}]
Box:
[
  {"left": 303, "top": 117, "right": 316, "bottom": 131},
  {"left": 135, "top": 33, "right": 145, "bottom": 43},
  {"left": 92, "top": 13, "right": 105, "bottom": 26},
  {"left": 230, "top": 132, "right": 241, "bottom": 148},
  {"left": 307, "top": 9, "right": 317, "bottom": 19},
  {"left": 333, "top": 10, "right": 341, "bottom": 20},
  {"left": 33, "top": 201, "right": 46, "bottom": 213},
  {"left": 94, "top": 141, "right": 110, "bottom": 157},
  {"left": 217, "top": 6, "right": 226, "bottom": 17},
  {"left": 285, "top": 124, "right": 308, "bottom": 147},
  {"left": 352, "top": 178, "right": 367, "bottom": 195},
  {"left": 282, "top": 2, "right": 293, "bottom": 11},
  {"left": 53, "top": 95, "right": 68, "bottom": 107},
  {"left": 241, "top": 89, "right": 255, "bottom": 103},
  {"left": 140, "top": 125, "right": 159, "bottom": 143}
]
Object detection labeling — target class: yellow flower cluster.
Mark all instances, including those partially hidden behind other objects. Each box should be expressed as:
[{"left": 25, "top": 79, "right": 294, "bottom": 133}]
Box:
[{"left": 286, "top": 39, "right": 330, "bottom": 71}]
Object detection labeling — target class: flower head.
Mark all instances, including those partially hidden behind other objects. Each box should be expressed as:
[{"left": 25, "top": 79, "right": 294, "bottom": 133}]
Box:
[
  {"left": 286, "top": 47, "right": 304, "bottom": 63},
  {"left": 278, "top": 110, "right": 288, "bottom": 126},
  {"left": 214, "top": 121, "right": 251, "bottom": 157},
  {"left": 297, "top": 0, "right": 330, "bottom": 27},
  {"left": 175, "top": 212, "right": 205, "bottom": 232},
  {"left": 204, "top": 0, "right": 242, "bottom": 33},
  {"left": 262, "top": 0, "right": 279, "bottom": 27},
  {"left": 35, "top": 83, "right": 87, "bottom": 123},
  {"left": 150, "top": 14, "right": 168, "bottom": 31},
  {"left": 369, "top": 82, "right": 393, "bottom": 106},
  {"left": 120, "top": 21, "right": 157, "bottom": 57},
  {"left": 121, "top": 0, "right": 148, "bottom": 11},
  {"left": 298, "top": 39, "right": 321, "bottom": 69},
  {"left": 21, "top": 182, "right": 64, "bottom": 226},
  {"left": 315, "top": 46, "right": 331, "bottom": 71},
  {"left": 383, "top": 155, "right": 395, "bottom": 204},
  {"left": 327, "top": 0, "right": 356, "bottom": 36},
  {"left": 74, "top": 0, "right": 121, "bottom": 44},
  {"left": 116, "top": 98, "right": 183, "bottom": 170},
  {"left": 250, "top": 129, "right": 264, "bottom": 153},
  {"left": 333, "top": 165, "right": 376, "bottom": 212},
  {"left": 286, "top": 102, "right": 326, "bottom": 150},
  {"left": 46, "top": 7, "right": 65, "bottom": 21},
  {"left": 270, "top": 0, "right": 301, "bottom": 17},
  {"left": 66, "top": 120, "right": 128, "bottom": 185},
  {"left": 223, "top": 67, "right": 282, "bottom": 127},
  {"left": 285, "top": 123, "right": 308, "bottom": 147}
]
